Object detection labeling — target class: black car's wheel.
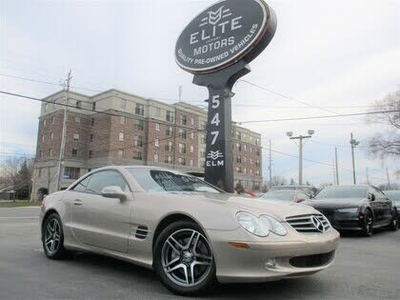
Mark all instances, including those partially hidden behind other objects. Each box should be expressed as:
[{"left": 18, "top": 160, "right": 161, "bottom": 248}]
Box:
[
  {"left": 361, "top": 210, "right": 373, "bottom": 237},
  {"left": 388, "top": 210, "right": 398, "bottom": 231},
  {"left": 42, "top": 213, "right": 67, "bottom": 259},
  {"left": 153, "top": 221, "right": 216, "bottom": 296}
]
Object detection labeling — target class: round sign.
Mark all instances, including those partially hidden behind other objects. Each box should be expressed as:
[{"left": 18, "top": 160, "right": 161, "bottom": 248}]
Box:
[{"left": 175, "top": 0, "right": 277, "bottom": 74}]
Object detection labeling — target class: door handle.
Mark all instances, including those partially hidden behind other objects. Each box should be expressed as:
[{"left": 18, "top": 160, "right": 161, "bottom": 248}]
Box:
[{"left": 74, "top": 199, "right": 82, "bottom": 206}]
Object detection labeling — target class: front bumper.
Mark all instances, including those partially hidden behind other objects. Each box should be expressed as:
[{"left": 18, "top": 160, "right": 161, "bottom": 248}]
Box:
[{"left": 206, "top": 226, "right": 340, "bottom": 283}]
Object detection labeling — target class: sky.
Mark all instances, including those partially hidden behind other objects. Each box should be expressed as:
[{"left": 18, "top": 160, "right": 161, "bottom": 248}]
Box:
[{"left": 0, "top": 0, "right": 399, "bottom": 187}]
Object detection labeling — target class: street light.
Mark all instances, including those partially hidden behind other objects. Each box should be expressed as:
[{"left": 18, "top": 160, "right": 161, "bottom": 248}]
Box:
[
  {"left": 287, "top": 130, "right": 315, "bottom": 185},
  {"left": 350, "top": 132, "right": 359, "bottom": 184}
]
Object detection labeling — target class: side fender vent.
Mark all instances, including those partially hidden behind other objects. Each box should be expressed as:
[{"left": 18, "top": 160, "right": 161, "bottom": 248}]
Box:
[{"left": 135, "top": 226, "right": 149, "bottom": 240}]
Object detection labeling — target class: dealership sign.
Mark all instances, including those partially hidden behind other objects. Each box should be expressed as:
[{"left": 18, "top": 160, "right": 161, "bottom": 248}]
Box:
[{"left": 175, "top": 0, "right": 276, "bottom": 74}]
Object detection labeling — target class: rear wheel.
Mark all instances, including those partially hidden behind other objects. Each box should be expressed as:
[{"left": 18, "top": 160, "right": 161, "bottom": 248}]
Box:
[
  {"left": 153, "top": 221, "right": 216, "bottom": 296},
  {"left": 42, "top": 213, "right": 67, "bottom": 259},
  {"left": 361, "top": 210, "right": 373, "bottom": 237}
]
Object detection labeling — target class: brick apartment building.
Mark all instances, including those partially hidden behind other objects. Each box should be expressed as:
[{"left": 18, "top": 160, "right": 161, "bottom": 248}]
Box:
[{"left": 31, "top": 89, "right": 263, "bottom": 199}]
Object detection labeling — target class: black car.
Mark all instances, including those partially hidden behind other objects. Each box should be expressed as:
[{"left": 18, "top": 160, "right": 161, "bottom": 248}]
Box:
[
  {"left": 384, "top": 190, "right": 400, "bottom": 223},
  {"left": 304, "top": 185, "right": 398, "bottom": 237}
]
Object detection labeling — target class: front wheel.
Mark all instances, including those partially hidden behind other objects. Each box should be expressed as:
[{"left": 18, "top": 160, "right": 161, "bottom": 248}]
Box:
[
  {"left": 153, "top": 221, "right": 216, "bottom": 296},
  {"left": 361, "top": 210, "right": 373, "bottom": 237},
  {"left": 388, "top": 210, "right": 398, "bottom": 231},
  {"left": 42, "top": 213, "right": 67, "bottom": 259}
]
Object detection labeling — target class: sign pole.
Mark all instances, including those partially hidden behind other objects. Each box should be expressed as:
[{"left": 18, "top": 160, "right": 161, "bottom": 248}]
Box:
[{"left": 193, "top": 60, "right": 250, "bottom": 192}]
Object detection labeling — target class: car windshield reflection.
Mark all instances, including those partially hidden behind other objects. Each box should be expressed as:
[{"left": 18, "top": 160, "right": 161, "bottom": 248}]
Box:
[{"left": 314, "top": 186, "right": 368, "bottom": 199}]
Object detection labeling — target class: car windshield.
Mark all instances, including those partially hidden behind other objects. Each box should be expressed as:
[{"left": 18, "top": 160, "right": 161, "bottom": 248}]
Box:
[
  {"left": 314, "top": 186, "right": 367, "bottom": 199},
  {"left": 384, "top": 191, "right": 400, "bottom": 202},
  {"left": 261, "top": 190, "right": 294, "bottom": 201},
  {"left": 127, "top": 169, "right": 221, "bottom": 193}
]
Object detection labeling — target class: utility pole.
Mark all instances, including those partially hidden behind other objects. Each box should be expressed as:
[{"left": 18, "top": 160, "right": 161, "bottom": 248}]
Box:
[
  {"left": 268, "top": 140, "right": 272, "bottom": 188},
  {"left": 350, "top": 132, "right": 359, "bottom": 185},
  {"left": 386, "top": 167, "right": 391, "bottom": 189},
  {"left": 366, "top": 167, "right": 370, "bottom": 185},
  {"left": 56, "top": 70, "right": 72, "bottom": 191},
  {"left": 335, "top": 147, "right": 339, "bottom": 185},
  {"left": 287, "top": 130, "right": 315, "bottom": 185}
]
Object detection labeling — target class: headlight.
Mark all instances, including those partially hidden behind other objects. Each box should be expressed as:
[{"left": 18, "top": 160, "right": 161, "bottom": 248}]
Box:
[
  {"left": 336, "top": 207, "right": 358, "bottom": 213},
  {"left": 236, "top": 212, "right": 287, "bottom": 237}
]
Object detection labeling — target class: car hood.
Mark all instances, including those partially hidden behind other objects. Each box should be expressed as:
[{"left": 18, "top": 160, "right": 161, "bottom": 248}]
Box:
[
  {"left": 163, "top": 192, "right": 319, "bottom": 220},
  {"left": 304, "top": 197, "right": 366, "bottom": 209}
]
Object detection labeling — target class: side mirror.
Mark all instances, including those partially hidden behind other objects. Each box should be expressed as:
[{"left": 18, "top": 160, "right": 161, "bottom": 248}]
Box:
[
  {"left": 101, "top": 186, "right": 127, "bottom": 200},
  {"left": 368, "top": 193, "right": 375, "bottom": 201}
]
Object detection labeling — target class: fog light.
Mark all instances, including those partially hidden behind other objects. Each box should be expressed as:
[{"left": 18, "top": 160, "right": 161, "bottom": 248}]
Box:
[{"left": 265, "top": 258, "right": 276, "bottom": 269}]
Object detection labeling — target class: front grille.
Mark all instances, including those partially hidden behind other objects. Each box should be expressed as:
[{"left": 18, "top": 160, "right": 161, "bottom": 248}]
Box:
[
  {"left": 290, "top": 251, "right": 335, "bottom": 268},
  {"left": 286, "top": 214, "right": 331, "bottom": 233}
]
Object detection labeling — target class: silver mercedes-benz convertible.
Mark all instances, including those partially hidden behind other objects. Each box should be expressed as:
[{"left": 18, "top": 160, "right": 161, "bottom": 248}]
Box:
[{"left": 40, "top": 166, "right": 339, "bottom": 295}]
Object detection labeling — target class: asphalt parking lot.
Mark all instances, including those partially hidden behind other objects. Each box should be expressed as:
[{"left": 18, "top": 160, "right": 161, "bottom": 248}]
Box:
[{"left": 0, "top": 207, "right": 399, "bottom": 300}]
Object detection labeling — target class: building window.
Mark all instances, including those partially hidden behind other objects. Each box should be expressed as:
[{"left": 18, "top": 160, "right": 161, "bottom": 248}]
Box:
[
  {"left": 250, "top": 136, "right": 253, "bottom": 142},
  {"left": 243, "top": 156, "right": 247, "bottom": 163},
  {"left": 39, "top": 150, "right": 43, "bottom": 158},
  {"left": 134, "top": 120, "right": 144, "bottom": 131},
  {"left": 41, "top": 134, "right": 44, "bottom": 143},
  {"left": 166, "top": 110, "right": 174, "bottom": 123},
  {"left": 75, "top": 117, "right": 80, "bottom": 123},
  {"left": 255, "top": 138, "right": 260, "bottom": 146},
  {"left": 256, "top": 149, "right": 260, "bottom": 156},
  {"left": 120, "top": 116, "right": 125, "bottom": 124},
  {"left": 236, "top": 131, "right": 241, "bottom": 140},
  {"left": 190, "top": 145, "right": 194, "bottom": 153},
  {"left": 256, "top": 159, "right": 260, "bottom": 167},
  {"left": 92, "top": 102, "right": 96, "bottom": 111},
  {"left": 90, "top": 134, "right": 94, "bottom": 142},
  {"left": 89, "top": 150, "right": 92, "bottom": 158},
  {"left": 178, "top": 157, "right": 186, "bottom": 165},
  {"left": 135, "top": 103, "right": 144, "bottom": 115},
  {"left": 250, "top": 147, "right": 253, "bottom": 153},
  {"left": 76, "top": 101, "right": 81, "bottom": 108},
  {"left": 51, "top": 116, "right": 55, "bottom": 123},
  {"left": 154, "top": 153, "right": 159, "bottom": 163},
  {"left": 121, "top": 99, "right": 126, "bottom": 109},
  {"left": 180, "top": 115, "right": 187, "bottom": 125},
  {"left": 236, "top": 143, "right": 241, "bottom": 152},
  {"left": 243, "top": 168, "right": 247, "bottom": 174},
  {"left": 200, "top": 148, "right": 206, "bottom": 158},
  {"left": 190, "top": 132, "right": 194, "bottom": 139},
  {"left": 156, "top": 107, "right": 161, "bottom": 116},
  {"left": 179, "top": 143, "right": 186, "bottom": 154},
  {"left": 165, "top": 141, "right": 173, "bottom": 152},
  {"left": 256, "top": 169, "right": 260, "bottom": 176},
  {"left": 134, "top": 135, "right": 143, "bottom": 147},
  {"left": 155, "top": 138, "right": 159, "bottom": 147},
  {"left": 244, "top": 144, "right": 247, "bottom": 151},
  {"left": 119, "top": 132, "right": 124, "bottom": 141},
  {"left": 190, "top": 117, "right": 195, "bottom": 125},
  {"left": 64, "top": 167, "right": 80, "bottom": 180},
  {"left": 43, "top": 119, "right": 47, "bottom": 127},
  {"left": 200, "top": 121, "right": 206, "bottom": 130},
  {"left": 249, "top": 169, "right": 253, "bottom": 175},
  {"left": 236, "top": 166, "right": 242, "bottom": 173},
  {"left": 48, "top": 149, "right": 53, "bottom": 156},
  {"left": 91, "top": 118, "right": 94, "bottom": 126},
  {"left": 118, "top": 149, "right": 125, "bottom": 158},
  {"left": 72, "top": 148, "right": 78, "bottom": 158},
  {"left": 250, "top": 158, "right": 253, "bottom": 164},
  {"left": 190, "top": 159, "right": 194, "bottom": 167},
  {"left": 201, "top": 135, "right": 206, "bottom": 144},
  {"left": 37, "top": 168, "right": 41, "bottom": 177},
  {"left": 237, "top": 156, "right": 241, "bottom": 163},
  {"left": 166, "top": 126, "right": 173, "bottom": 137},
  {"left": 179, "top": 128, "right": 186, "bottom": 139},
  {"left": 50, "top": 132, "right": 53, "bottom": 141},
  {"left": 73, "top": 133, "right": 79, "bottom": 141},
  {"left": 165, "top": 155, "right": 172, "bottom": 164},
  {"left": 155, "top": 123, "right": 160, "bottom": 131},
  {"left": 133, "top": 151, "right": 142, "bottom": 160}
]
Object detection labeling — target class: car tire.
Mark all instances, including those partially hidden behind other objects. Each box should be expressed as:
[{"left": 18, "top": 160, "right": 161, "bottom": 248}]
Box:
[
  {"left": 153, "top": 221, "right": 217, "bottom": 296},
  {"left": 42, "top": 213, "right": 67, "bottom": 259},
  {"left": 388, "top": 210, "right": 398, "bottom": 231},
  {"left": 361, "top": 210, "right": 373, "bottom": 237}
]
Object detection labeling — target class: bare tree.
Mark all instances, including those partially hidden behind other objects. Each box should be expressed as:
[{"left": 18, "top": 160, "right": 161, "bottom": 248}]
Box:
[
  {"left": 0, "top": 157, "right": 33, "bottom": 199},
  {"left": 367, "top": 88, "right": 400, "bottom": 158}
]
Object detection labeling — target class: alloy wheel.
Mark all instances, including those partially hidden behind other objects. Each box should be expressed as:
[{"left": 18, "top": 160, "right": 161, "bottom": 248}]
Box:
[
  {"left": 161, "top": 229, "right": 213, "bottom": 287},
  {"left": 44, "top": 218, "right": 61, "bottom": 255}
]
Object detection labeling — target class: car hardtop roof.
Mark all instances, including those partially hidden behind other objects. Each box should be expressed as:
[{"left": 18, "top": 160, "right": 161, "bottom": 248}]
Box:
[{"left": 92, "top": 165, "right": 193, "bottom": 174}]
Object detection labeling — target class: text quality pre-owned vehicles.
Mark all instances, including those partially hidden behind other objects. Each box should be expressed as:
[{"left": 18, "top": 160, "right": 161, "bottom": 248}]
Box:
[
  {"left": 305, "top": 185, "right": 398, "bottom": 237},
  {"left": 40, "top": 166, "right": 339, "bottom": 296},
  {"left": 261, "top": 189, "right": 311, "bottom": 203}
]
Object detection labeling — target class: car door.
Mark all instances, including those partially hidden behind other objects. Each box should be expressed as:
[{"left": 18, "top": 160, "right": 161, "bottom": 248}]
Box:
[
  {"left": 69, "top": 170, "right": 131, "bottom": 253},
  {"left": 368, "top": 187, "right": 382, "bottom": 224},
  {"left": 373, "top": 187, "right": 392, "bottom": 225}
]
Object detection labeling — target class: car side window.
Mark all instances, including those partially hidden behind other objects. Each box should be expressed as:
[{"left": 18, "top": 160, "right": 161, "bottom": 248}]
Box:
[
  {"left": 372, "top": 187, "right": 387, "bottom": 200},
  {"left": 85, "top": 170, "right": 128, "bottom": 195},
  {"left": 297, "top": 192, "right": 308, "bottom": 200},
  {"left": 71, "top": 176, "right": 91, "bottom": 192}
]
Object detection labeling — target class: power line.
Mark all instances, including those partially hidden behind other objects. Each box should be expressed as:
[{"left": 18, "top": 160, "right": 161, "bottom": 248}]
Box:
[{"left": 238, "top": 109, "right": 400, "bottom": 124}]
